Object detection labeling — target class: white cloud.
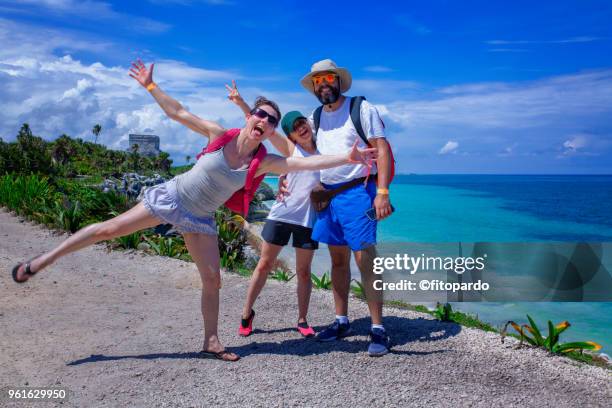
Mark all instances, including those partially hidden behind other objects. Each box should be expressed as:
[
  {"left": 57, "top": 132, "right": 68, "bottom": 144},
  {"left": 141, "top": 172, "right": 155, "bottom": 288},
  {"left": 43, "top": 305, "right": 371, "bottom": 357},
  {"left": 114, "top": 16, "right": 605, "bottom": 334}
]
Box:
[
  {"left": 439, "top": 141, "right": 459, "bottom": 154},
  {"left": 563, "top": 135, "right": 587, "bottom": 150},
  {"left": 384, "top": 70, "right": 612, "bottom": 130},
  {"left": 0, "top": 0, "right": 171, "bottom": 33},
  {"left": 0, "top": 17, "right": 114, "bottom": 59},
  {"left": 0, "top": 19, "right": 251, "bottom": 163},
  {"left": 363, "top": 65, "right": 394, "bottom": 73},
  {"left": 560, "top": 134, "right": 589, "bottom": 157}
]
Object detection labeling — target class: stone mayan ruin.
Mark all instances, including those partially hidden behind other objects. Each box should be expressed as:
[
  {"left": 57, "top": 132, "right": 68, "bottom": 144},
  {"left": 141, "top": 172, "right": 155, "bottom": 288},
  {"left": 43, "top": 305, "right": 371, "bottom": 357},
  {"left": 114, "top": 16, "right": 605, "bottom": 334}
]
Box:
[{"left": 128, "top": 134, "right": 161, "bottom": 157}]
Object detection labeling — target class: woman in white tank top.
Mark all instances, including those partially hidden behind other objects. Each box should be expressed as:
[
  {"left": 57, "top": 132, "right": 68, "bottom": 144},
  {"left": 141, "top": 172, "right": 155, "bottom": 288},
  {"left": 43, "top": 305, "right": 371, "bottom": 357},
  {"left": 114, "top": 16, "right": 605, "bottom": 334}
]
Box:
[
  {"left": 10, "top": 61, "right": 376, "bottom": 362},
  {"left": 226, "top": 83, "right": 321, "bottom": 337}
]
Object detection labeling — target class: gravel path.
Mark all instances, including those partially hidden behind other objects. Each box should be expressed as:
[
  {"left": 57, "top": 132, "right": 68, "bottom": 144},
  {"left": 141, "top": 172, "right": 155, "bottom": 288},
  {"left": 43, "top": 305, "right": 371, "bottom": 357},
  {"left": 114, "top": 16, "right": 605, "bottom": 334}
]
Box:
[{"left": 0, "top": 209, "right": 610, "bottom": 407}]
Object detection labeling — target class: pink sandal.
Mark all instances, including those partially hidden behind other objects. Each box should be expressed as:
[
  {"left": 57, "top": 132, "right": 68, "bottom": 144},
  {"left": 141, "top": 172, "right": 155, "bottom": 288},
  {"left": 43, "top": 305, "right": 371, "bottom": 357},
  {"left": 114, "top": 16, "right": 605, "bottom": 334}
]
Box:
[
  {"left": 238, "top": 309, "right": 255, "bottom": 337},
  {"left": 297, "top": 321, "right": 315, "bottom": 338}
]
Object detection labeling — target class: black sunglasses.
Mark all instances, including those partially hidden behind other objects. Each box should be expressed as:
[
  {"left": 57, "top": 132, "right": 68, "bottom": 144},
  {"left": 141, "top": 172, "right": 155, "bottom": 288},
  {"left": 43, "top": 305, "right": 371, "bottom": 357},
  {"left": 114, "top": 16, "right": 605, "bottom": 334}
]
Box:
[{"left": 250, "top": 107, "right": 279, "bottom": 127}]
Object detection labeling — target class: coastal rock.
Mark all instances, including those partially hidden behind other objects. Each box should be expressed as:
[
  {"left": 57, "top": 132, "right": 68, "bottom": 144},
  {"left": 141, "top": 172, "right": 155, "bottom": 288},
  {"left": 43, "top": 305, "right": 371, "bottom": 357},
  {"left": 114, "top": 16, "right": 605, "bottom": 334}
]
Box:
[
  {"left": 255, "top": 182, "right": 275, "bottom": 202},
  {"left": 99, "top": 172, "right": 166, "bottom": 199},
  {"left": 247, "top": 201, "right": 269, "bottom": 222}
]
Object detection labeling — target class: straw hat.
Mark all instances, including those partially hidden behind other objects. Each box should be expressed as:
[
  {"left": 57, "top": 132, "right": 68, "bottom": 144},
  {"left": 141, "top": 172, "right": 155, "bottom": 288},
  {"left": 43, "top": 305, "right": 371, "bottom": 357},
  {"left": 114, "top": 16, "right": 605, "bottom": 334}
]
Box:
[{"left": 300, "top": 59, "right": 352, "bottom": 95}]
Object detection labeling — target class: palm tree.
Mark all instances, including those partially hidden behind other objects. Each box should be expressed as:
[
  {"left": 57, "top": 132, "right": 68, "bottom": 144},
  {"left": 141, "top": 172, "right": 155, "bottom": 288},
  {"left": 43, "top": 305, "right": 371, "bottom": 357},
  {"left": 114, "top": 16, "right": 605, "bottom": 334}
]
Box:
[
  {"left": 92, "top": 124, "right": 102, "bottom": 144},
  {"left": 185, "top": 155, "right": 191, "bottom": 165}
]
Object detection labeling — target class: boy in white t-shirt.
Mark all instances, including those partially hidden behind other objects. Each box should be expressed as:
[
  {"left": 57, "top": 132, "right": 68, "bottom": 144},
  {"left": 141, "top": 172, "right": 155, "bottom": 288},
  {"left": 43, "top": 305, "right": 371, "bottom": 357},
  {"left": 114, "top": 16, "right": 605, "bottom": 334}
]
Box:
[{"left": 298, "top": 59, "right": 394, "bottom": 357}]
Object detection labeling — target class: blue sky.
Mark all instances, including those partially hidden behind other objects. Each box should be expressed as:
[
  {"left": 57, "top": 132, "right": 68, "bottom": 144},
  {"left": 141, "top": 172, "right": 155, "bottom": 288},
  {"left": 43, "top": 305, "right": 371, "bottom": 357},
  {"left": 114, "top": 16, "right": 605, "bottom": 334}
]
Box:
[{"left": 1, "top": 0, "right": 611, "bottom": 173}]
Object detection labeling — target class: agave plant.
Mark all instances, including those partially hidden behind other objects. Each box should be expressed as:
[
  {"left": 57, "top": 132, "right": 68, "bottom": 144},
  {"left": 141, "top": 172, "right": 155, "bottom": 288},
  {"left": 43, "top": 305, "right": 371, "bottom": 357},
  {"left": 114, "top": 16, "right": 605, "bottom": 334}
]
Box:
[
  {"left": 53, "top": 198, "right": 84, "bottom": 232},
  {"left": 144, "top": 234, "right": 187, "bottom": 258},
  {"left": 215, "top": 208, "right": 247, "bottom": 269},
  {"left": 350, "top": 278, "right": 365, "bottom": 299},
  {"left": 114, "top": 231, "right": 142, "bottom": 249},
  {"left": 270, "top": 268, "right": 295, "bottom": 282},
  {"left": 502, "top": 314, "right": 602, "bottom": 354},
  {"left": 433, "top": 303, "right": 454, "bottom": 322},
  {"left": 311, "top": 272, "right": 332, "bottom": 290}
]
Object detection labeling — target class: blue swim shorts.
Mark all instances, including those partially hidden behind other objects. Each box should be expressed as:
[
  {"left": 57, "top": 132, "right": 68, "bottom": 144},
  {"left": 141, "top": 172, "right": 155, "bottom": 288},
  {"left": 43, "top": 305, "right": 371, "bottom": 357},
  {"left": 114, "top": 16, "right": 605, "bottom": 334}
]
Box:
[{"left": 311, "top": 179, "right": 377, "bottom": 251}]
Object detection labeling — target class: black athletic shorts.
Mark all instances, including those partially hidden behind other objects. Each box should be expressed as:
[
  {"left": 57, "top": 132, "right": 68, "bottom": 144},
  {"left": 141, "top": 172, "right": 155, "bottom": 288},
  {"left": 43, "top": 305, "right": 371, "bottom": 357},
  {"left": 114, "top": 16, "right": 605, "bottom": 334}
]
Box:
[{"left": 261, "top": 219, "right": 319, "bottom": 250}]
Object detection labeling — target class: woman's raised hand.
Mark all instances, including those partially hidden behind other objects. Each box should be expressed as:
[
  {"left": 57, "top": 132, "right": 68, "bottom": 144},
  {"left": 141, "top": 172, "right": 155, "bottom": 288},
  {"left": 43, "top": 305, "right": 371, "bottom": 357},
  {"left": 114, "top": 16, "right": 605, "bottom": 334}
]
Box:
[
  {"left": 129, "top": 59, "right": 154, "bottom": 88},
  {"left": 347, "top": 140, "right": 378, "bottom": 165},
  {"left": 225, "top": 80, "right": 244, "bottom": 105}
]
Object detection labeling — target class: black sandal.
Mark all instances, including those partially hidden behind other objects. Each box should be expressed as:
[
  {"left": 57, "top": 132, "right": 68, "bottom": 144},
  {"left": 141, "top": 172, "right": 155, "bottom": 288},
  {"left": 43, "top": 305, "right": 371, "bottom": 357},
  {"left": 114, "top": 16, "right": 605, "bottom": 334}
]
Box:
[
  {"left": 198, "top": 349, "right": 240, "bottom": 362},
  {"left": 11, "top": 260, "right": 38, "bottom": 283}
]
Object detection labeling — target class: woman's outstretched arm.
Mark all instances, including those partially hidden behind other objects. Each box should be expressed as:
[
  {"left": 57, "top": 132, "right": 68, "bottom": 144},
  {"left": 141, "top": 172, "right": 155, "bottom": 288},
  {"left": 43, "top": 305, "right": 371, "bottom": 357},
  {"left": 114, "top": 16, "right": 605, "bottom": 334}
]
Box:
[
  {"left": 130, "top": 60, "right": 225, "bottom": 139},
  {"left": 256, "top": 141, "right": 376, "bottom": 177},
  {"left": 225, "top": 80, "right": 295, "bottom": 157}
]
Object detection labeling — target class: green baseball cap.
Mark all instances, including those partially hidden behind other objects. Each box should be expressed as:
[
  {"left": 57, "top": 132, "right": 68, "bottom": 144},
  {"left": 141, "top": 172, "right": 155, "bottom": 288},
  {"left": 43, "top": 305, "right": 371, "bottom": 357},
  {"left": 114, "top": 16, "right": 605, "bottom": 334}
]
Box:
[{"left": 281, "top": 111, "right": 306, "bottom": 137}]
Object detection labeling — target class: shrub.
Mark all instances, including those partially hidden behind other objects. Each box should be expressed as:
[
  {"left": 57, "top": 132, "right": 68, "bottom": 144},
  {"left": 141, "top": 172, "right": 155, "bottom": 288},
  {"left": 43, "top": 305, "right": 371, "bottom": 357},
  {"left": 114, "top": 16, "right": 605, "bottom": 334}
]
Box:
[
  {"left": 433, "top": 303, "right": 453, "bottom": 322},
  {"left": 311, "top": 272, "right": 332, "bottom": 290},
  {"left": 215, "top": 208, "right": 247, "bottom": 270},
  {"left": 501, "top": 314, "right": 602, "bottom": 354},
  {"left": 270, "top": 268, "right": 295, "bottom": 282}
]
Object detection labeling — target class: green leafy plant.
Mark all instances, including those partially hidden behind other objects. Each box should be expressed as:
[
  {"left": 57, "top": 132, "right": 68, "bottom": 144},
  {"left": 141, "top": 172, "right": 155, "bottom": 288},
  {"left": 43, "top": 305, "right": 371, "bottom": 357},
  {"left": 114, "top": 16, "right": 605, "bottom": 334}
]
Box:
[
  {"left": 311, "top": 271, "right": 332, "bottom": 290},
  {"left": 433, "top": 303, "right": 454, "bottom": 322},
  {"left": 0, "top": 174, "right": 54, "bottom": 217},
  {"left": 215, "top": 208, "right": 247, "bottom": 270},
  {"left": 114, "top": 232, "right": 142, "bottom": 249},
  {"left": 53, "top": 198, "right": 84, "bottom": 232},
  {"left": 144, "top": 234, "right": 187, "bottom": 258},
  {"left": 350, "top": 278, "right": 365, "bottom": 299},
  {"left": 501, "top": 314, "right": 602, "bottom": 354},
  {"left": 270, "top": 268, "right": 295, "bottom": 282}
]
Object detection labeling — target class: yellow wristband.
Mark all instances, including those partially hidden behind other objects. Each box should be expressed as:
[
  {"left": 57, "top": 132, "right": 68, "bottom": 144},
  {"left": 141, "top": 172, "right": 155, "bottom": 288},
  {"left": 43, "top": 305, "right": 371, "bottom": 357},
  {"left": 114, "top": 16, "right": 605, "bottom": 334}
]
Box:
[
  {"left": 146, "top": 82, "right": 157, "bottom": 92},
  {"left": 377, "top": 188, "right": 389, "bottom": 195}
]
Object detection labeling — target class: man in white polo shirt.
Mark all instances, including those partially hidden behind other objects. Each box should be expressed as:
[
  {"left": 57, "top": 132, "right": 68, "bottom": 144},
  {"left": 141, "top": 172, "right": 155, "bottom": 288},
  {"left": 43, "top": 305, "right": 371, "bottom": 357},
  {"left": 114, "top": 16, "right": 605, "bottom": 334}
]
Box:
[{"left": 300, "top": 59, "right": 393, "bottom": 356}]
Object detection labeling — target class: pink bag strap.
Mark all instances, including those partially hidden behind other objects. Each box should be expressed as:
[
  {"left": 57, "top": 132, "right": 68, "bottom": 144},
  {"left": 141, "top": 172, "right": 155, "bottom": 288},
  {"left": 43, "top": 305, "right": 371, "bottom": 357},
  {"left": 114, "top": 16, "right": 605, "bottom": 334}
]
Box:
[
  {"left": 242, "top": 144, "right": 267, "bottom": 213},
  {"left": 196, "top": 128, "right": 241, "bottom": 160}
]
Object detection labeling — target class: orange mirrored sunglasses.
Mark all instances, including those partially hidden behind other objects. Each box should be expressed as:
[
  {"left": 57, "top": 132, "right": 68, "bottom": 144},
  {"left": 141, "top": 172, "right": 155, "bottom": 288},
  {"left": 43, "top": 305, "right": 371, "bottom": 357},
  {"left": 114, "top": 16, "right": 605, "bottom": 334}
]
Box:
[{"left": 312, "top": 73, "right": 337, "bottom": 86}]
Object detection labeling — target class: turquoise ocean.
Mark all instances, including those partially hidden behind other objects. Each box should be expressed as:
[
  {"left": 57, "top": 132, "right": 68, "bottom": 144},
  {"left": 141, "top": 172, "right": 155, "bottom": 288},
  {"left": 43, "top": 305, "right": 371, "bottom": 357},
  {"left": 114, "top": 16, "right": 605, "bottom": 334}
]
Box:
[{"left": 264, "top": 175, "right": 612, "bottom": 352}]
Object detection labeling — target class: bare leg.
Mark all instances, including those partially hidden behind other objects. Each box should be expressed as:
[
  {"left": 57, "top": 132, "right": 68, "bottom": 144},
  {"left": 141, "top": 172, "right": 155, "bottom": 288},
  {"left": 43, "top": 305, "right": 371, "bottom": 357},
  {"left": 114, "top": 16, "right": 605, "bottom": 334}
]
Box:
[
  {"left": 328, "top": 244, "right": 351, "bottom": 317},
  {"left": 295, "top": 248, "right": 314, "bottom": 323},
  {"left": 354, "top": 245, "right": 383, "bottom": 325},
  {"left": 15, "top": 202, "right": 161, "bottom": 281},
  {"left": 182, "top": 232, "right": 237, "bottom": 360},
  {"left": 241, "top": 241, "right": 283, "bottom": 319}
]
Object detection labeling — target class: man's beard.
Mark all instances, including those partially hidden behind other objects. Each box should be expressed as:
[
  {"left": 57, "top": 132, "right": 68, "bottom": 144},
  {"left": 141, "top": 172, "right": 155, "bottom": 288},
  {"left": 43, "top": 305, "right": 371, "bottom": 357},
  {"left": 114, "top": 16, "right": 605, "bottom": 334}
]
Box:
[{"left": 316, "top": 84, "right": 340, "bottom": 105}]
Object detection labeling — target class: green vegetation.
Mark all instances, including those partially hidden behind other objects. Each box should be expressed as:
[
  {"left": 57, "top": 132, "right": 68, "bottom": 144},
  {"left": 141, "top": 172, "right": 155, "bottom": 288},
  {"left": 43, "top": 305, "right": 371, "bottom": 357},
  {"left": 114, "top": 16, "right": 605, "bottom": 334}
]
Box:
[
  {"left": 433, "top": 302, "right": 453, "bottom": 322},
  {"left": 350, "top": 279, "right": 365, "bottom": 299},
  {"left": 270, "top": 268, "right": 295, "bottom": 282},
  {"left": 311, "top": 271, "right": 332, "bottom": 290},
  {"left": 216, "top": 209, "right": 247, "bottom": 270},
  {"left": 502, "top": 315, "right": 603, "bottom": 354},
  {"left": 0, "top": 123, "right": 172, "bottom": 178},
  {"left": 172, "top": 164, "right": 194, "bottom": 175},
  {"left": 383, "top": 299, "right": 606, "bottom": 367},
  {"left": 114, "top": 231, "right": 143, "bottom": 250}
]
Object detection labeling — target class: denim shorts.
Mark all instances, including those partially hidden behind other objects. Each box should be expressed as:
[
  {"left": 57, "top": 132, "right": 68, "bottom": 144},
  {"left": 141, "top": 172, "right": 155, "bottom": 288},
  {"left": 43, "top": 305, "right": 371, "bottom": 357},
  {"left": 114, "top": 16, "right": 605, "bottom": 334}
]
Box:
[
  {"left": 142, "top": 178, "right": 217, "bottom": 235},
  {"left": 311, "top": 179, "right": 377, "bottom": 251}
]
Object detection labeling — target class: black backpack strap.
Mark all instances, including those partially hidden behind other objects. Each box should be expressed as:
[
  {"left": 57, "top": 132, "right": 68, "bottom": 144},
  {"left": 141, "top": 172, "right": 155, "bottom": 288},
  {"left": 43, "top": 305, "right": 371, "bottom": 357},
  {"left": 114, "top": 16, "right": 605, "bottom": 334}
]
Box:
[
  {"left": 313, "top": 106, "right": 323, "bottom": 136},
  {"left": 349, "top": 96, "right": 370, "bottom": 147}
]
